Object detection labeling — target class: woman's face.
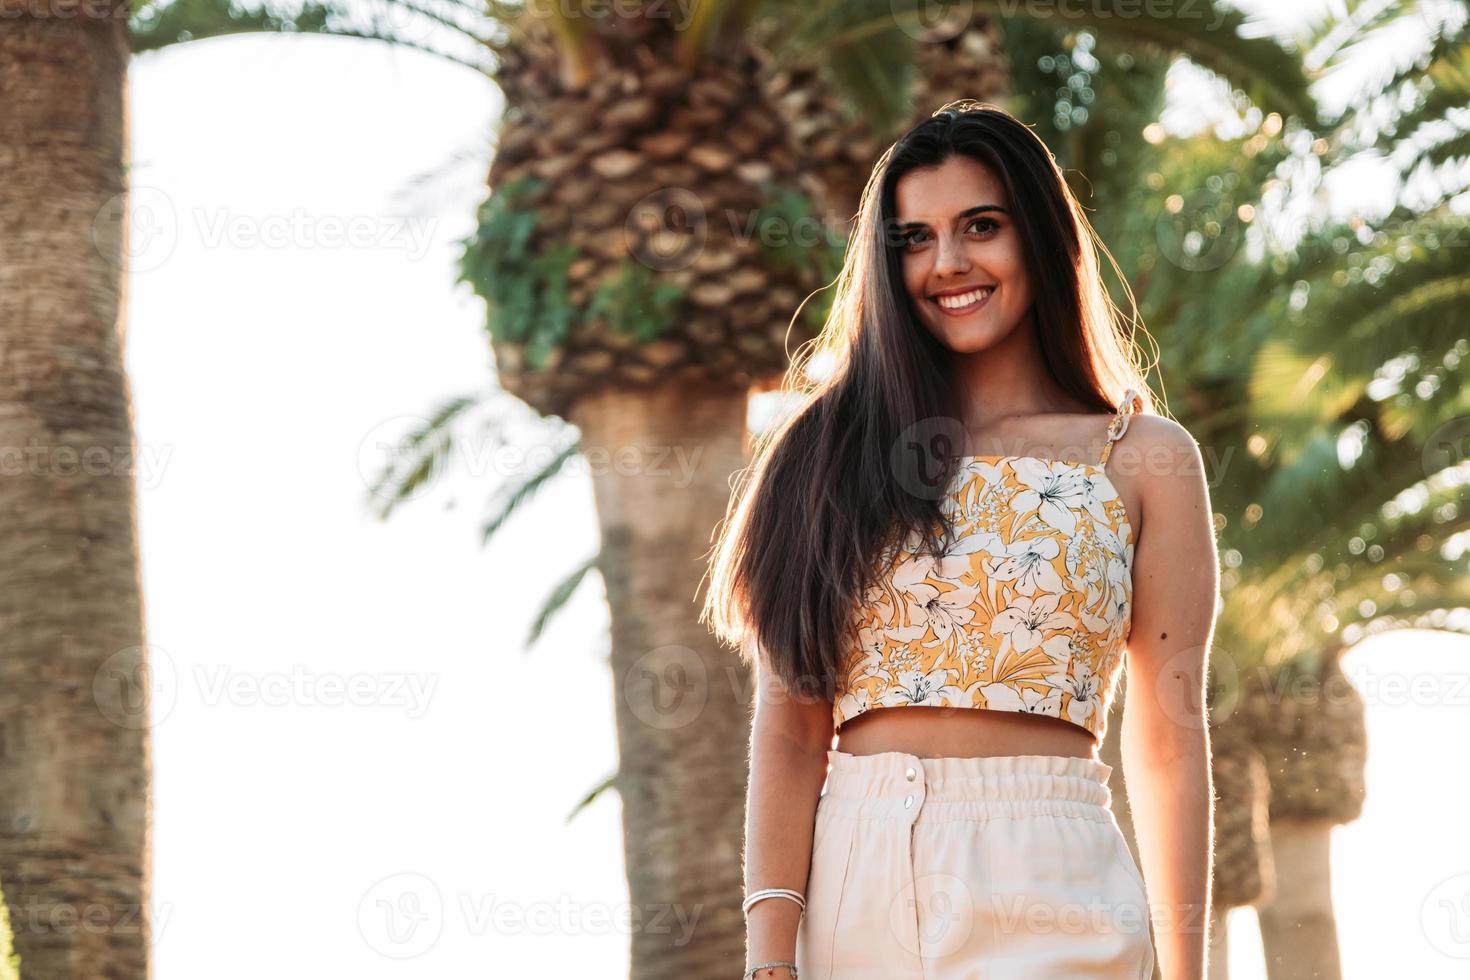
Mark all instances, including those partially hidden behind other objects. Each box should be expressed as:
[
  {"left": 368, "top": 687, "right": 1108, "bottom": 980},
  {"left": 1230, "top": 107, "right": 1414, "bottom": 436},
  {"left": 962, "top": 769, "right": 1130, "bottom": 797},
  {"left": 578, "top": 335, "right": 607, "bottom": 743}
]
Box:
[{"left": 893, "top": 154, "right": 1033, "bottom": 354}]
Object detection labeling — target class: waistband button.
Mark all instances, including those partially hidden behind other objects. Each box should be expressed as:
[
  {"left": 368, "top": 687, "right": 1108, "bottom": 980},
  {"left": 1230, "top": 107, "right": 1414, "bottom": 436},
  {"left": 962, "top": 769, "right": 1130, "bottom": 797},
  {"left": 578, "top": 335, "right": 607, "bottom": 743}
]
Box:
[
  {"left": 903, "top": 794, "right": 914, "bottom": 808},
  {"left": 905, "top": 766, "right": 917, "bottom": 781}
]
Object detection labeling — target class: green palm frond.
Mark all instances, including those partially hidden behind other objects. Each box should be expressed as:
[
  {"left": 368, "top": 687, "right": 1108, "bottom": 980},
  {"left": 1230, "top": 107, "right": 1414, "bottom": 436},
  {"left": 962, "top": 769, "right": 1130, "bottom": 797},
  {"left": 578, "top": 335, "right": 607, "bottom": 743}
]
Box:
[
  {"left": 769, "top": 0, "right": 920, "bottom": 135},
  {"left": 1347, "top": 572, "right": 1470, "bottom": 634},
  {"left": 1365, "top": 11, "right": 1470, "bottom": 139},
  {"left": 675, "top": 0, "right": 770, "bottom": 68},
  {"left": 1323, "top": 2, "right": 1470, "bottom": 200},
  {"left": 1249, "top": 341, "right": 1369, "bottom": 448},
  {"left": 566, "top": 769, "right": 618, "bottom": 824},
  {"left": 1301, "top": 557, "right": 1470, "bottom": 648},
  {"left": 1298, "top": 0, "right": 1431, "bottom": 74},
  {"left": 365, "top": 392, "right": 486, "bottom": 520},
  {"left": 480, "top": 439, "right": 581, "bottom": 544},
  {"left": 1246, "top": 215, "right": 1470, "bottom": 450},
  {"left": 130, "top": 0, "right": 497, "bottom": 74},
  {"left": 526, "top": 554, "right": 599, "bottom": 649},
  {"left": 1366, "top": 468, "right": 1470, "bottom": 561},
  {"left": 802, "top": 0, "right": 1317, "bottom": 124},
  {"left": 1306, "top": 0, "right": 1439, "bottom": 118},
  {"left": 1245, "top": 426, "right": 1423, "bottom": 563},
  {"left": 1376, "top": 341, "right": 1470, "bottom": 439},
  {"left": 1423, "top": 122, "right": 1470, "bottom": 170},
  {"left": 1217, "top": 437, "right": 1467, "bottom": 660}
]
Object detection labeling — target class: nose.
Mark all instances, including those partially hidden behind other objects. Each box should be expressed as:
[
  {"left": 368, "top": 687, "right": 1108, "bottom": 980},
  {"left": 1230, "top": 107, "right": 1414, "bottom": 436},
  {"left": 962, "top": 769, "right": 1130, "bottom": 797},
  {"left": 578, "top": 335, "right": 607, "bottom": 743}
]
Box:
[{"left": 933, "top": 231, "right": 971, "bottom": 276}]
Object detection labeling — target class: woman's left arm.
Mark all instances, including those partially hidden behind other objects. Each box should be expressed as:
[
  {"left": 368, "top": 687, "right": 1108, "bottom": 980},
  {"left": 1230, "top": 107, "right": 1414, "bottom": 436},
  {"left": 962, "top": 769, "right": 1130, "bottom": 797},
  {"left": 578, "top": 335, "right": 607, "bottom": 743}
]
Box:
[{"left": 1117, "top": 417, "right": 1221, "bottom": 980}]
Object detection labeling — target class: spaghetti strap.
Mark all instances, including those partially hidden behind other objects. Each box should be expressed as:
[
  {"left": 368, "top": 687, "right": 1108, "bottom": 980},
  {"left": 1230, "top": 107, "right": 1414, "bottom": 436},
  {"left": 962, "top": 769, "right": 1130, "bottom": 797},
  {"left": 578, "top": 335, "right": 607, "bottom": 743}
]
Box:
[{"left": 1097, "top": 387, "right": 1143, "bottom": 467}]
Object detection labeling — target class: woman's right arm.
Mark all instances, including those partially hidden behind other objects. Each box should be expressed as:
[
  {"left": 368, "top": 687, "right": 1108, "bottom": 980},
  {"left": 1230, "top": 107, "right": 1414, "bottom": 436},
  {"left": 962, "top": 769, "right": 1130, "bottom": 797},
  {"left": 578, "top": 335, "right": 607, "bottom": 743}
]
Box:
[{"left": 743, "top": 647, "right": 836, "bottom": 979}]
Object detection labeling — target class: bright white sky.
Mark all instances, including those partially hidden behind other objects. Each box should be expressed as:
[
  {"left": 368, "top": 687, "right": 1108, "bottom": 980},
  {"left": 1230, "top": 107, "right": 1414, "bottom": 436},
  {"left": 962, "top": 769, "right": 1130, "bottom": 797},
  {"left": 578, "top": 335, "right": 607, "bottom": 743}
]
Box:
[{"left": 124, "top": 2, "right": 1469, "bottom": 977}]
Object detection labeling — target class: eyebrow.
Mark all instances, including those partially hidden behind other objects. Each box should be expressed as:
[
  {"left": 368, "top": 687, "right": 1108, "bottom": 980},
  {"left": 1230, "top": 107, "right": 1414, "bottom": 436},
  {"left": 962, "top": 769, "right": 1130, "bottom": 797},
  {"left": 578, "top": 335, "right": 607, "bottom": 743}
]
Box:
[{"left": 895, "top": 204, "right": 1009, "bottom": 233}]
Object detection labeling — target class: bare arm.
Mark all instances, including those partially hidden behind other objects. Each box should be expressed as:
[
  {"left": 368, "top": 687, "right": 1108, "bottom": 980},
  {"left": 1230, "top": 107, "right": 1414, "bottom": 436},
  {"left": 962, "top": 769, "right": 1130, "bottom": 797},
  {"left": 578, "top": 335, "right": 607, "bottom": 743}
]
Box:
[
  {"left": 743, "top": 642, "right": 835, "bottom": 979},
  {"left": 1118, "top": 419, "right": 1220, "bottom": 980}
]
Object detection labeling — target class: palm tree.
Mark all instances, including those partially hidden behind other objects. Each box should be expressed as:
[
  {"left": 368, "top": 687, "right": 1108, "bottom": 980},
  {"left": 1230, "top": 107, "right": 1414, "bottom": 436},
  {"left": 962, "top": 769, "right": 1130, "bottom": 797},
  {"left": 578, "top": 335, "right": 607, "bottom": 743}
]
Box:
[
  {"left": 1233, "top": 650, "right": 1367, "bottom": 979},
  {"left": 135, "top": 4, "right": 1316, "bottom": 978},
  {"left": 1225, "top": 6, "right": 1470, "bottom": 973},
  {"left": 0, "top": 6, "right": 152, "bottom": 978},
  {"left": 1007, "top": 5, "right": 1470, "bottom": 975}
]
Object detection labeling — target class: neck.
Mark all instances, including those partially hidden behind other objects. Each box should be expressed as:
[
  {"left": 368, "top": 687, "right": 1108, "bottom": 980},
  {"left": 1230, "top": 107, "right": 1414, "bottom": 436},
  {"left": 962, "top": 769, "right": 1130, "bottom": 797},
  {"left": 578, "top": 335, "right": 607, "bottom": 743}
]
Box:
[{"left": 950, "top": 312, "right": 1075, "bottom": 429}]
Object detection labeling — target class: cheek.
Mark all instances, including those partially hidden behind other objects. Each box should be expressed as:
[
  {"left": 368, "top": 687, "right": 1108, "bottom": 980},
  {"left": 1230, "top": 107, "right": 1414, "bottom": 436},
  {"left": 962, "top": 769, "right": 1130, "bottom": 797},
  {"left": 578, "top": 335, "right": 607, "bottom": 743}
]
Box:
[
  {"left": 994, "top": 251, "right": 1029, "bottom": 297},
  {"left": 900, "top": 254, "right": 927, "bottom": 299}
]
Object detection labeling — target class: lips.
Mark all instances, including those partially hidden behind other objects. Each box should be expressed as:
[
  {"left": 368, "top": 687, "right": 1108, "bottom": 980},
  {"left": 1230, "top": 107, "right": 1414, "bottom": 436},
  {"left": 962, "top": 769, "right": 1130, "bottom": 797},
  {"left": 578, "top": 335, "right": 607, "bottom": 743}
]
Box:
[{"left": 931, "top": 286, "right": 995, "bottom": 315}]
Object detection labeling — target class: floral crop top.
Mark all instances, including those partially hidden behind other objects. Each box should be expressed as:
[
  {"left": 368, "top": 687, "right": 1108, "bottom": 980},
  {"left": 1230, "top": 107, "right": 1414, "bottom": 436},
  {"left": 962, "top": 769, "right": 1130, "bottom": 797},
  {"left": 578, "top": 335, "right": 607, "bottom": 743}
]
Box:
[{"left": 833, "top": 389, "right": 1144, "bottom": 741}]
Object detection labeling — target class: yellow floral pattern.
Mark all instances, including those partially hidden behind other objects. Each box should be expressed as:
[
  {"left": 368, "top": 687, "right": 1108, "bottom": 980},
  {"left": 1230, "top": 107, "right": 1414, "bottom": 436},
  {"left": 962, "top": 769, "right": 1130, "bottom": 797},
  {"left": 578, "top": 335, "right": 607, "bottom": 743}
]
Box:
[{"left": 834, "top": 399, "right": 1141, "bottom": 741}]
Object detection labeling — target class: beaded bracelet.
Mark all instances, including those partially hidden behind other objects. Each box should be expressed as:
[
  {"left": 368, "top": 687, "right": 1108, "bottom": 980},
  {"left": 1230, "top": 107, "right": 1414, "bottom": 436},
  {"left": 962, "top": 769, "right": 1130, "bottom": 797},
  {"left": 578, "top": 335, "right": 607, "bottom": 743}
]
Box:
[{"left": 743, "top": 959, "right": 798, "bottom": 979}]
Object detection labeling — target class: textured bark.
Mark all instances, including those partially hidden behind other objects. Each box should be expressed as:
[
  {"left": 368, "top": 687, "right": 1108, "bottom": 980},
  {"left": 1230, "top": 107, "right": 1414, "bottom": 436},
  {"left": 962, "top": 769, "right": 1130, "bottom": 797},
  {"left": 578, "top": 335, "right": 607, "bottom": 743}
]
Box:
[
  {"left": 485, "top": 22, "right": 824, "bottom": 420},
  {"left": 1238, "top": 653, "right": 1365, "bottom": 980},
  {"left": 757, "top": 18, "right": 1012, "bottom": 227},
  {"left": 573, "top": 380, "right": 753, "bottom": 980},
  {"left": 1256, "top": 819, "right": 1343, "bottom": 980},
  {"left": 482, "top": 18, "right": 814, "bottom": 977},
  {"left": 0, "top": 7, "right": 153, "bottom": 979}
]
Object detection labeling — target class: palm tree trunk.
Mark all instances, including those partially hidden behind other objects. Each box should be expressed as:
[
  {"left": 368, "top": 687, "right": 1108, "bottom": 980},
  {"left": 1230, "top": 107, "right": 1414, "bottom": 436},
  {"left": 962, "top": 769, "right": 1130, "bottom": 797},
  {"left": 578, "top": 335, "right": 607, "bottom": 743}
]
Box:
[
  {"left": 1256, "top": 818, "right": 1344, "bottom": 980},
  {"left": 0, "top": 10, "right": 153, "bottom": 979},
  {"left": 1247, "top": 653, "right": 1364, "bottom": 980},
  {"left": 573, "top": 378, "right": 754, "bottom": 980}
]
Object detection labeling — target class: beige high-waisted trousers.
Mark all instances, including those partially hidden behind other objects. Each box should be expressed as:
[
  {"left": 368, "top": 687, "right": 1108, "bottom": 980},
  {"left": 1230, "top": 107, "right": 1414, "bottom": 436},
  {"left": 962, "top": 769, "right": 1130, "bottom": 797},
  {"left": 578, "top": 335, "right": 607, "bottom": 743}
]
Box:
[{"left": 796, "top": 749, "right": 1155, "bottom": 979}]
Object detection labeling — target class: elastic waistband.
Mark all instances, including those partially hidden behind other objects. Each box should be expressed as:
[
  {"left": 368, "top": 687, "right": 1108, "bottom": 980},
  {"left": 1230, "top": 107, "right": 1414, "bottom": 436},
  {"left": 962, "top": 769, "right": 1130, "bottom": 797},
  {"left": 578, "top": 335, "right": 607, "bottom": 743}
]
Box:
[{"left": 820, "top": 749, "right": 1116, "bottom": 824}]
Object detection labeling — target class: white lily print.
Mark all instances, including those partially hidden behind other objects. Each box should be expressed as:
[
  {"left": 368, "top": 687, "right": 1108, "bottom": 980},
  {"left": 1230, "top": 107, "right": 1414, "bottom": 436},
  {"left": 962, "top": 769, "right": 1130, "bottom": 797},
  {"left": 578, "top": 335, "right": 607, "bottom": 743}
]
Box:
[
  {"left": 1076, "top": 470, "right": 1121, "bottom": 527},
  {"left": 1080, "top": 548, "right": 1130, "bottom": 634},
  {"left": 990, "top": 592, "right": 1078, "bottom": 653},
  {"left": 1052, "top": 660, "right": 1104, "bottom": 729},
  {"left": 988, "top": 534, "right": 1065, "bottom": 595},
  {"left": 833, "top": 407, "right": 1142, "bottom": 742},
  {"left": 835, "top": 690, "right": 869, "bottom": 725},
  {"left": 935, "top": 525, "right": 1000, "bottom": 580},
  {"left": 978, "top": 681, "right": 1062, "bottom": 719},
  {"left": 878, "top": 667, "right": 964, "bottom": 708},
  {"left": 1009, "top": 457, "right": 1089, "bottom": 535},
  {"left": 892, "top": 552, "right": 979, "bottom": 647},
  {"left": 847, "top": 625, "right": 889, "bottom": 679}
]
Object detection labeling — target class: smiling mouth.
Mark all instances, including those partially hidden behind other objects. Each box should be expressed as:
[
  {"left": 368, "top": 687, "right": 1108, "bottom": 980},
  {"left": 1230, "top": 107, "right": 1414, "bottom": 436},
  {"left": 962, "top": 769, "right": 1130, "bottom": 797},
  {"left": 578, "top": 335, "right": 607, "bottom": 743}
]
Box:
[{"left": 931, "top": 286, "right": 995, "bottom": 316}]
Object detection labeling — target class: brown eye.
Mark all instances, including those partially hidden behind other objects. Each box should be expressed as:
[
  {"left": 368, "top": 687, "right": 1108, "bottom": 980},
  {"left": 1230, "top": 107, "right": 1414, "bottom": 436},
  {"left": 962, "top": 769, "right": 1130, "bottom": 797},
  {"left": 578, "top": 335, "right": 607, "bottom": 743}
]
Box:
[{"left": 969, "top": 218, "right": 999, "bottom": 234}]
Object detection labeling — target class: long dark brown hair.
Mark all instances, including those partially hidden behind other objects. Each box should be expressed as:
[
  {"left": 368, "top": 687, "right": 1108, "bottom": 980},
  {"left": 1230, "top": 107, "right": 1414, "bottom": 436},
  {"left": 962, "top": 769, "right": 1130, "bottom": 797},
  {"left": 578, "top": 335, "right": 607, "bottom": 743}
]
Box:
[{"left": 700, "top": 100, "right": 1155, "bottom": 704}]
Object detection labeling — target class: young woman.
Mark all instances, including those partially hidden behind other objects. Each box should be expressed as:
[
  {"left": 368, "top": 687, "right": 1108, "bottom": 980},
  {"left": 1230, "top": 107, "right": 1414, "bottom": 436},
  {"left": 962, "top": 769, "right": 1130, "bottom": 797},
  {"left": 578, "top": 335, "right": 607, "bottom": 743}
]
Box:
[{"left": 702, "top": 102, "right": 1218, "bottom": 979}]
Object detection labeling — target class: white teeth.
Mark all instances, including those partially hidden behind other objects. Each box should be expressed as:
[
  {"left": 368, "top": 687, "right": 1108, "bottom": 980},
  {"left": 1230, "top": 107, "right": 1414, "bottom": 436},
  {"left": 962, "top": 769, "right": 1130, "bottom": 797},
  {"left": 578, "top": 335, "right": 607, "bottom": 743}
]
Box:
[{"left": 936, "top": 287, "right": 993, "bottom": 310}]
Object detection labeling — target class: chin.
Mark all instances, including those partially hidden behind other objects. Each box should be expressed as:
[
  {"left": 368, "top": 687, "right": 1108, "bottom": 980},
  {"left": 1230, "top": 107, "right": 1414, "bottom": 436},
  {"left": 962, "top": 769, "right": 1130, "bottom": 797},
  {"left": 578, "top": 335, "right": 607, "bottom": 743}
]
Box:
[
  {"left": 940, "top": 338, "right": 1001, "bottom": 357},
  {"left": 926, "top": 321, "right": 1010, "bottom": 354}
]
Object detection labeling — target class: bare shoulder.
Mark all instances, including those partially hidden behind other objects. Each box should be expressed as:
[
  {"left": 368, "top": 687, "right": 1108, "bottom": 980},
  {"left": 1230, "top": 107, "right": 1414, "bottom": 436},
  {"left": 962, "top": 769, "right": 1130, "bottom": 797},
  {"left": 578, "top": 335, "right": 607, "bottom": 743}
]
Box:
[
  {"left": 1109, "top": 413, "right": 1211, "bottom": 530},
  {"left": 1122, "top": 412, "right": 1202, "bottom": 464}
]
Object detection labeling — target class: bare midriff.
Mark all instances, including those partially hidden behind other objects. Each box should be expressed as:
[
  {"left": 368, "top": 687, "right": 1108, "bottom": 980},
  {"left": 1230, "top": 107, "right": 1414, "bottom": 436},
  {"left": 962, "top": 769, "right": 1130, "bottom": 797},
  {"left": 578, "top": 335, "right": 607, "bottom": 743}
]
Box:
[{"left": 833, "top": 704, "right": 1099, "bottom": 761}]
